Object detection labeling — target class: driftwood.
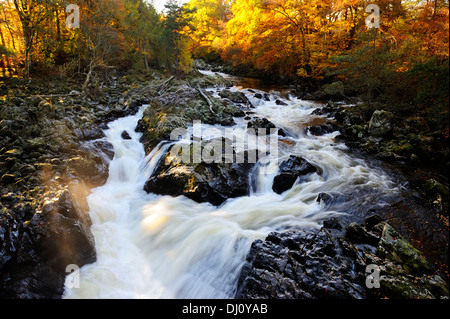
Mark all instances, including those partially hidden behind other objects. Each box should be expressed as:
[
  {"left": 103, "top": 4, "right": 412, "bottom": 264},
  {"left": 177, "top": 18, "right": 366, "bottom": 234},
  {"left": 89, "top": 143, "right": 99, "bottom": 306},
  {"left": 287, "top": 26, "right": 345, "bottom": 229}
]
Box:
[
  {"left": 156, "top": 76, "right": 175, "bottom": 94},
  {"left": 195, "top": 85, "right": 215, "bottom": 114},
  {"left": 7, "top": 92, "right": 82, "bottom": 99}
]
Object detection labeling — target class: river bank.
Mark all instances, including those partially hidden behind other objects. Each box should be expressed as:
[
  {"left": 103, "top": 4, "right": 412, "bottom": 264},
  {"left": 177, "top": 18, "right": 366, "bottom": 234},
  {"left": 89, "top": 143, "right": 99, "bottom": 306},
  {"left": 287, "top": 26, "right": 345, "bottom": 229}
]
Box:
[{"left": 1, "top": 67, "right": 448, "bottom": 299}]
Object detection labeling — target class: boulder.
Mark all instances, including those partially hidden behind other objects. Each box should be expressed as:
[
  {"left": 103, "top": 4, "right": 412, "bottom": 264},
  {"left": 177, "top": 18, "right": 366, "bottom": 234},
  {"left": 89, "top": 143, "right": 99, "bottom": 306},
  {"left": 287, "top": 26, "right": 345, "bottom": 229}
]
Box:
[
  {"left": 275, "top": 100, "right": 288, "bottom": 106},
  {"left": 219, "top": 89, "right": 253, "bottom": 107},
  {"left": 144, "top": 142, "right": 254, "bottom": 206},
  {"left": 307, "top": 123, "right": 339, "bottom": 136},
  {"left": 376, "top": 224, "right": 433, "bottom": 274},
  {"left": 368, "top": 110, "right": 394, "bottom": 137},
  {"left": 247, "top": 118, "right": 277, "bottom": 135},
  {"left": 272, "top": 156, "right": 319, "bottom": 194},
  {"left": 32, "top": 189, "right": 96, "bottom": 274},
  {"left": 235, "top": 228, "right": 367, "bottom": 299},
  {"left": 121, "top": 130, "right": 132, "bottom": 140},
  {"left": 235, "top": 216, "right": 449, "bottom": 299}
]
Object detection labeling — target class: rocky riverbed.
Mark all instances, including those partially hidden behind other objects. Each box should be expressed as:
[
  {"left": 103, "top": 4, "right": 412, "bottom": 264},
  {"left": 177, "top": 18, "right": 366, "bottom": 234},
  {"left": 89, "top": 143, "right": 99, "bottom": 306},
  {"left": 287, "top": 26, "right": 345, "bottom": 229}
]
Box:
[{"left": 1, "top": 68, "right": 448, "bottom": 299}]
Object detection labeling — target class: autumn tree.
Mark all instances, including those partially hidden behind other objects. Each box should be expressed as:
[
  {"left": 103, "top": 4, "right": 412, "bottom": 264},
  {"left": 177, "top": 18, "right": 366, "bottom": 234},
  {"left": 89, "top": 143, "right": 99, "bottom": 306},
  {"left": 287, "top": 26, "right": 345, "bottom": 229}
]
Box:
[
  {"left": 11, "top": 0, "right": 56, "bottom": 79},
  {"left": 185, "top": 0, "right": 231, "bottom": 60}
]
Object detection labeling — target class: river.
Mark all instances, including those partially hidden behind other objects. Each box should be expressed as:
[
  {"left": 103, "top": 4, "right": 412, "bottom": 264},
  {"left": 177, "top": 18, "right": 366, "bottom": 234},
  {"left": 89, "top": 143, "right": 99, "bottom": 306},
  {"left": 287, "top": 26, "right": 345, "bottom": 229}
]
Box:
[{"left": 62, "top": 71, "right": 419, "bottom": 299}]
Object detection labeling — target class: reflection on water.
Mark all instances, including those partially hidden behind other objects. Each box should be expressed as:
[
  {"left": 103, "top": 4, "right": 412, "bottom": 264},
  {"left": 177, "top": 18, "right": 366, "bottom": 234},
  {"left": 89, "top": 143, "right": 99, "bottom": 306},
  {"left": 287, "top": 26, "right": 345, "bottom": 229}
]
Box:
[{"left": 199, "top": 69, "right": 288, "bottom": 92}]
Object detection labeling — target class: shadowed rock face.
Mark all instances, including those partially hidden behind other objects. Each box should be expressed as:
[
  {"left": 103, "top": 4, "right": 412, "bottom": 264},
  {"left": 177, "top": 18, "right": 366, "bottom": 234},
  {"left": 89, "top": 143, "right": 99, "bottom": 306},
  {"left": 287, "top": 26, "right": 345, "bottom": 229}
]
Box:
[
  {"left": 1, "top": 188, "right": 96, "bottom": 299},
  {"left": 235, "top": 227, "right": 368, "bottom": 299},
  {"left": 235, "top": 216, "right": 448, "bottom": 299},
  {"left": 272, "top": 156, "right": 319, "bottom": 194},
  {"left": 34, "top": 189, "right": 96, "bottom": 275}
]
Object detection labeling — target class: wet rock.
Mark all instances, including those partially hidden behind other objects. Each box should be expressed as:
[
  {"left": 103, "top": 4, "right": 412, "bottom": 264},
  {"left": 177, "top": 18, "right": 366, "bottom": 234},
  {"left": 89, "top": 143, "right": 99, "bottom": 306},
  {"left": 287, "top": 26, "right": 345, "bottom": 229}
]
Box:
[
  {"left": 247, "top": 118, "right": 277, "bottom": 135},
  {"left": 74, "top": 126, "right": 106, "bottom": 141},
  {"left": 144, "top": 142, "right": 254, "bottom": 206},
  {"left": 236, "top": 216, "right": 448, "bottom": 299},
  {"left": 235, "top": 228, "right": 367, "bottom": 299},
  {"left": 307, "top": 123, "right": 339, "bottom": 136},
  {"left": 272, "top": 156, "right": 319, "bottom": 194},
  {"left": 316, "top": 192, "right": 333, "bottom": 207},
  {"left": 277, "top": 128, "right": 288, "bottom": 137},
  {"left": 345, "top": 222, "right": 380, "bottom": 246},
  {"left": 1, "top": 173, "right": 16, "bottom": 185},
  {"left": 233, "top": 109, "right": 246, "bottom": 117},
  {"left": 322, "top": 217, "right": 342, "bottom": 231},
  {"left": 121, "top": 131, "right": 132, "bottom": 140},
  {"left": 32, "top": 189, "right": 96, "bottom": 274},
  {"left": 219, "top": 89, "right": 252, "bottom": 106},
  {"left": 275, "top": 100, "right": 288, "bottom": 106}
]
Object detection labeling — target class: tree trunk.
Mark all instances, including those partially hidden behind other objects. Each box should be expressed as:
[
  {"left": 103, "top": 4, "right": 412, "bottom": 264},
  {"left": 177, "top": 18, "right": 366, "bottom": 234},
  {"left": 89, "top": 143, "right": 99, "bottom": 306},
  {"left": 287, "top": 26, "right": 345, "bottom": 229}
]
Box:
[
  {"left": 0, "top": 25, "right": 9, "bottom": 76},
  {"left": 55, "top": 8, "right": 61, "bottom": 42},
  {"left": 144, "top": 53, "right": 150, "bottom": 72}
]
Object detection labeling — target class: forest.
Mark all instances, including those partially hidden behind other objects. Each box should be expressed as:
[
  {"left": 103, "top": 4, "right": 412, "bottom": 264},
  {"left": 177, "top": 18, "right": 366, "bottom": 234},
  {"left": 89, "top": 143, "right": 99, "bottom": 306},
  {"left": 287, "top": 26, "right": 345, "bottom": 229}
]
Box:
[{"left": 1, "top": 0, "right": 448, "bottom": 136}]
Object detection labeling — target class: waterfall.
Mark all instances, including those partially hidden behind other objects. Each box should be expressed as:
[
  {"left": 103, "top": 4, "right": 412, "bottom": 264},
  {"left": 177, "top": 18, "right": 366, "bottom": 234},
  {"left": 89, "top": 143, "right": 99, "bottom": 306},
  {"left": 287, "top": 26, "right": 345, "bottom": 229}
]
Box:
[{"left": 63, "top": 80, "right": 397, "bottom": 299}]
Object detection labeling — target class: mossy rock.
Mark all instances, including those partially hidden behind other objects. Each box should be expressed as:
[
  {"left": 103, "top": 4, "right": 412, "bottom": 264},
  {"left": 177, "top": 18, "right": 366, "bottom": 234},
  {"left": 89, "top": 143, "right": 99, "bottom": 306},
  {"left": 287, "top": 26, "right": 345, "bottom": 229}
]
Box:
[
  {"left": 368, "top": 110, "right": 394, "bottom": 138},
  {"left": 380, "top": 275, "right": 435, "bottom": 299},
  {"left": 376, "top": 224, "right": 433, "bottom": 274}
]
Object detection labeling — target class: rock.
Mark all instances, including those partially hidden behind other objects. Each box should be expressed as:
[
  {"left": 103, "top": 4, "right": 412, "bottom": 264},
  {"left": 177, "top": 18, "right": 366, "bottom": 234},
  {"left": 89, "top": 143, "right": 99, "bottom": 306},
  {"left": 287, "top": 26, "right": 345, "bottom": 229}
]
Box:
[
  {"left": 277, "top": 128, "right": 288, "bottom": 137},
  {"left": 219, "top": 89, "right": 251, "bottom": 105},
  {"left": 308, "top": 123, "right": 339, "bottom": 136},
  {"left": 1, "top": 174, "right": 16, "bottom": 185},
  {"left": 344, "top": 124, "right": 366, "bottom": 140},
  {"left": 235, "top": 228, "right": 367, "bottom": 299},
  {"left": 33, "top": 189, "right": 96, "bottom": 274},
  {"left": 316, "top": 192, "right": 352, "bottom": 211},
  {"left": 144, "top": 143, "right": 255, "bottom": 206},
  {"left": 272, "top": 156, "right": 319, "bottom": 194},
  {"left": 121, "top": 130, "right": 132, "bottom": 140},
  {"left": 376, "top": 224, "right": 433, "bottom": 274},
  {"left": 322, "top": 217, "right": 342, "bottom": 230},
  {"left": 27, "top": 137, "right": 46, "bottom": 149},
  {"left": 345, "top": 222, "right": 380, "bottom": 246},
  {"left": 368, "top": 110, "right": 394, "bottom": 137},
  {"left": 275, "top": 100, "right": 288, "bottom": 106},
  {"left": 74, "top": 126, "right": 106, "bottom": 141},
  {"left": 10, "top": 97, "right": 25, "bottom": 106},
  {"left": 247, "top": 118, "right": 277, "bottom": 135},
  {"left": 233, "top": 109, "right": 246, "bottom": 117},
  {"left": 254, "top": 93, "right": 263, "bottom": 99}
]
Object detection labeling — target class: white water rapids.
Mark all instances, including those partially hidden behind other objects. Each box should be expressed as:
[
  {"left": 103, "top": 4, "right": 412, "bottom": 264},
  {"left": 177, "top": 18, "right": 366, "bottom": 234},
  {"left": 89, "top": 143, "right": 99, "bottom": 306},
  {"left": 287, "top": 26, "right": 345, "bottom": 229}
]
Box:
[{"left": 63, "top": 78, "right": 396, "bottom": 299}]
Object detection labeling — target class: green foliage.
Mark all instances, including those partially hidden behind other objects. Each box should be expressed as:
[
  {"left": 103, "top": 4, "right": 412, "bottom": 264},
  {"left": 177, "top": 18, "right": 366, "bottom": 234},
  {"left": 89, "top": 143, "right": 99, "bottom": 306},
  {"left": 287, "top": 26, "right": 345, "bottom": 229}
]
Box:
[{"left": 0, "top": 44, "right": 16, "bottom": 57}]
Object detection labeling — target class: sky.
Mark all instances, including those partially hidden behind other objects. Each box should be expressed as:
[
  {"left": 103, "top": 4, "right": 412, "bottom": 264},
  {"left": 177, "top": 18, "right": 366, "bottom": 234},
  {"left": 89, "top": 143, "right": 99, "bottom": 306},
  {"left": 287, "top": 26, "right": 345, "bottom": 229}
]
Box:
[{"left": 150, "top": 0, "right": 190, "bottom": 13}]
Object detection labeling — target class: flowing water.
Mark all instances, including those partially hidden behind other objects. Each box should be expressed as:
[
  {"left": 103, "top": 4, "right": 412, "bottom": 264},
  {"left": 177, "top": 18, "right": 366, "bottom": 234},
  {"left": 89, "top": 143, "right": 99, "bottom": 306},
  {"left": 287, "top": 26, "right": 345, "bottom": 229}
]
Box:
[{"left": 63, "top": 74, "right": 399, "bottom": 299}]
